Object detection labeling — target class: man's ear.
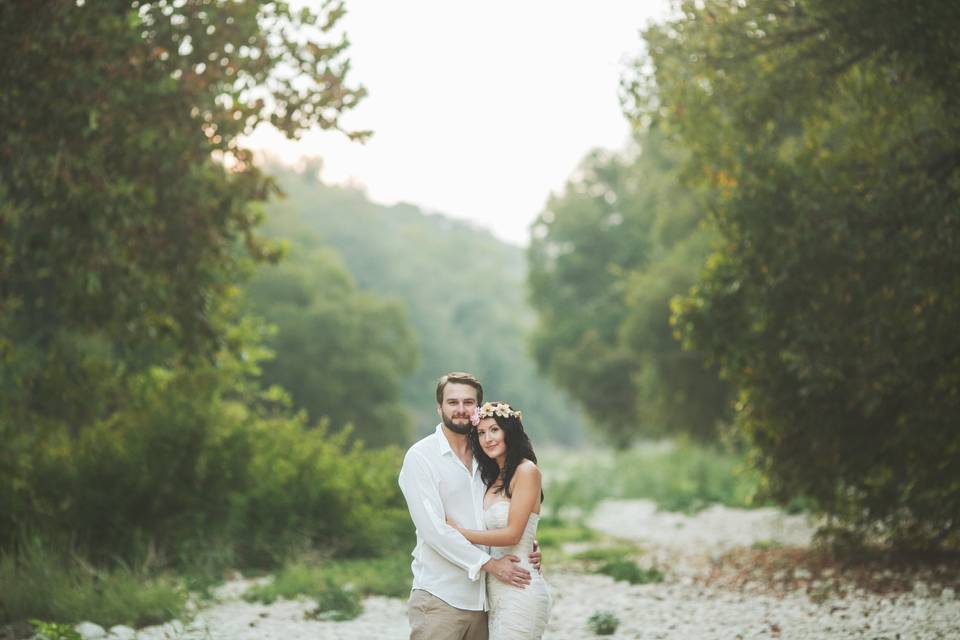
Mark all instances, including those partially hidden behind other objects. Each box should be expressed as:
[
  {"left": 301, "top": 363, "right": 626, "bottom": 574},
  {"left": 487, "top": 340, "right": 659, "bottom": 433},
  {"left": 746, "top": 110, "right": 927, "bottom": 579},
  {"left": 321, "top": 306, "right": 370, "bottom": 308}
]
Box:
[{"left": 436, "top": 405, "right": 442, "bottom": 418}]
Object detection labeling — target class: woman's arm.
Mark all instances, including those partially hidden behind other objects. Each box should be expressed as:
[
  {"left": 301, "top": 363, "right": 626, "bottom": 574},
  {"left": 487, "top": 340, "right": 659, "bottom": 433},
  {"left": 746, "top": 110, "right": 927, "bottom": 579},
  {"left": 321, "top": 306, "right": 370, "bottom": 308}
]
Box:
[{"left": 449, "top": 462, "right": 541, "bottom": 547}]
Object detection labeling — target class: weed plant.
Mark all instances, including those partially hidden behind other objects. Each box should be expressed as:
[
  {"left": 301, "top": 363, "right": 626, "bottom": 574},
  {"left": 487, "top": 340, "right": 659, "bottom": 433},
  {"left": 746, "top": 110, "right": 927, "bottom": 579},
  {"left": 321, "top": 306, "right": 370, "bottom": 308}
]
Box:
[
  {"left": 0, "top": 538, "right": 187, "bottom": 628},
  {"left": 587, "top": 610, "right": 619, "bottom": 635},
  {"left": 597, "top": 559, "right": 664, "bottom": 584},
  {"left": 243, "top": 553, "right": 412, "bottom": 620}
]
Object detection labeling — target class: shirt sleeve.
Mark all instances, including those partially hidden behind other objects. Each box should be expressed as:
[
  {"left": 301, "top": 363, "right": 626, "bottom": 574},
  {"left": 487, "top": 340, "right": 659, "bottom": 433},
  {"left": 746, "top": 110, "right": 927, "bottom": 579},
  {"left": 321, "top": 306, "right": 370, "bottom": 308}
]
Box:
[{"left": 398, "top": 449, "right": 491, "bottom": 581}]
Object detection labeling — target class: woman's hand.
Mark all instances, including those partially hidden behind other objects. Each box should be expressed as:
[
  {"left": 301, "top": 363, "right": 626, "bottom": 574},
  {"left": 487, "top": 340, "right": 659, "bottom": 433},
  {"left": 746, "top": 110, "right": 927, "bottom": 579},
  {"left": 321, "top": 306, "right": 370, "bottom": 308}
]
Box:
[{"left": 445, "top": 515, "right": 462, "bottom": 531}]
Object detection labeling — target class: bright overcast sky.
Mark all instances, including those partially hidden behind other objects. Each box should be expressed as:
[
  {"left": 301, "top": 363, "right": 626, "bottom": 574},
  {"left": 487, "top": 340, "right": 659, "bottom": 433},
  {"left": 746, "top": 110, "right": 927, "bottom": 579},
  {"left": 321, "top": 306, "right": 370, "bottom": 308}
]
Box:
[{"left": 244, "top": 1, "right": 671, "bottom": 246}]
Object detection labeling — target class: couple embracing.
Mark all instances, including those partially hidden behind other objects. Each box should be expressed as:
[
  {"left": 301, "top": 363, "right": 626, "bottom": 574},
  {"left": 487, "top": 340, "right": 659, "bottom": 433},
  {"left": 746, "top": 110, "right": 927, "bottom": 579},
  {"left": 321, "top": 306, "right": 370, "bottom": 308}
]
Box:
[{"left": 399, "top": 372, "right": 552, "bottom": 640}]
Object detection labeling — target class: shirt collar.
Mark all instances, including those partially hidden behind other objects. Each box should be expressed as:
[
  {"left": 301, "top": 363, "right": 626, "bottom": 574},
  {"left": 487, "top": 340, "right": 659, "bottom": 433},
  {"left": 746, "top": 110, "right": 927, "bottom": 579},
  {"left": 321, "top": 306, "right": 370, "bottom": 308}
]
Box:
[
  {"left": 434, "top": 423, "right": 479, "bottom": 474},
  {"left": 434, "top": 423, "right": 453, "bottom": 456}
]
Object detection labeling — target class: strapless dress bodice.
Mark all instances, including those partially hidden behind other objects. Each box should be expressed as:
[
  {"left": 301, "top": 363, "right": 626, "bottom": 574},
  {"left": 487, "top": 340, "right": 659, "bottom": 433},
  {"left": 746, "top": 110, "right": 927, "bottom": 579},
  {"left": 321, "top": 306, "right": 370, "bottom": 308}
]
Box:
[
  {"left": 483, "top": 501, "right": 540, "bottom": 559},
  {"left": 482, "top": 500, "right": 551, "bottom": 639}
]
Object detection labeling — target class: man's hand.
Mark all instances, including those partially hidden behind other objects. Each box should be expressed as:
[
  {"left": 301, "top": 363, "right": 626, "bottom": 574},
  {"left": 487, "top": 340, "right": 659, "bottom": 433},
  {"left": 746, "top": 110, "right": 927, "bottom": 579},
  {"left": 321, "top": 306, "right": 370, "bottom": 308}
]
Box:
[
  {"left": 483, "top": 556, "right": 531, "bottom": 589},
  {"left": 527, "top": 539, "right": 542, "bottom": 573}
]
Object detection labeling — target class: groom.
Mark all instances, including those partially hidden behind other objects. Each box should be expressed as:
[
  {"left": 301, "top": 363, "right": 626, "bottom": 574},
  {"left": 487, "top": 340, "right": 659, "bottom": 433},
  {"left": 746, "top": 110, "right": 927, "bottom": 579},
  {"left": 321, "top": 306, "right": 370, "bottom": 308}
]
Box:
[{"left": 399, "top": 372, "right": 540, "bottom": 640}]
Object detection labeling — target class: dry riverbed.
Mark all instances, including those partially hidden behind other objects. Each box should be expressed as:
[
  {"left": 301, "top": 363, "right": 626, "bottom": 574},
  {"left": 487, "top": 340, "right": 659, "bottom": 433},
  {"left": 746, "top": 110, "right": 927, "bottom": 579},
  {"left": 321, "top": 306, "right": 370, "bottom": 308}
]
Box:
[{"left": 63, "top": 499, "right": 960, "bottom": 640}]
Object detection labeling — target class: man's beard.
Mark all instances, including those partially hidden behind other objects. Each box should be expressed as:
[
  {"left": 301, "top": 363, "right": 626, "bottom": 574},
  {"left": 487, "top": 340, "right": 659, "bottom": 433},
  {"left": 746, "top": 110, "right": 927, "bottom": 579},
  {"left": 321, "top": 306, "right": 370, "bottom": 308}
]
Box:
[{"left": 443, "top": 414, "right": 472, "bottom": 435}]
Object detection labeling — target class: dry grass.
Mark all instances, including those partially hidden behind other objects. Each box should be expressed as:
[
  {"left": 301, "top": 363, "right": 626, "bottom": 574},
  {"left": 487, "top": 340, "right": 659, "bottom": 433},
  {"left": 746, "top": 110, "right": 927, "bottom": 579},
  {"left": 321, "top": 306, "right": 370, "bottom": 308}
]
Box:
[{"left": 698, "top": 546, "right": 960, "bottom": 600}]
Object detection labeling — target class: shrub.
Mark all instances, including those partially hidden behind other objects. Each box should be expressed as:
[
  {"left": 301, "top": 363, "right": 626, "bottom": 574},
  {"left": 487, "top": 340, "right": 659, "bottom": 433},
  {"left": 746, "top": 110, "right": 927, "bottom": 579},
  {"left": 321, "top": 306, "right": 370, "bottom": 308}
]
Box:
[
  {"left": 597, "top": 559, "right": 664, "bottom": 585},
  {"left": 572, "top": 546, "right": 643, "bottom": 563},
  {"left": 29, "top": 621, "right": 81, "bottom": 640},
  {"left": 245, "top": 554, "right": 412, "bottom": 602},
  {"left": 587, "top": 611, "right": 619, "bottom": 635},
  {"left": 0, "top": 538, "right": 187, "bottom": 628},
  {"left": 245, "top": 565, "right": 364, "bottom": 622},
  {"left": 536, "top": 521, "right": 597, "bottom": 549},
  {"left": 308, "top": 579, "right": 363, "bottom": 621}
]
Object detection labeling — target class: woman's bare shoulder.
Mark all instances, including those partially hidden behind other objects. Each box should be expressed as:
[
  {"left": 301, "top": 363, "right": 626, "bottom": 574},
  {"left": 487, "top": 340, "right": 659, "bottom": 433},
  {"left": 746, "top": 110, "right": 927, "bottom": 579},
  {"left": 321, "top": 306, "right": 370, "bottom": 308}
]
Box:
[{"left": 515, "top": 459, "right": 542, "bottom": 480}]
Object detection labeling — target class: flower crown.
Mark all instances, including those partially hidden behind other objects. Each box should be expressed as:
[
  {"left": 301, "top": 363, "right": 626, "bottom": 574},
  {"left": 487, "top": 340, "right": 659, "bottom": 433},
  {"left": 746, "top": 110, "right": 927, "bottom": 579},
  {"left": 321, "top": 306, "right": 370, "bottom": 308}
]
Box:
[{"left": 470, "top": 402, "right": 523, "bottom": 426}]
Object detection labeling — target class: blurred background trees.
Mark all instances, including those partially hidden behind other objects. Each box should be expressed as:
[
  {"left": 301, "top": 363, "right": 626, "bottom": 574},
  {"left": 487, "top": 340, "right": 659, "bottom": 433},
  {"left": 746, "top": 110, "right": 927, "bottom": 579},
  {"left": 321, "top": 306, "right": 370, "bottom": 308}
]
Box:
[
  {"left": 243, "top": 243, "right": 419, "bottom": 447},
  {"left": 252, "top": 164, "right": 587, "bottom": 446},
  {"left": 528, "top": 129, "right": 732, "bottom": 447}
]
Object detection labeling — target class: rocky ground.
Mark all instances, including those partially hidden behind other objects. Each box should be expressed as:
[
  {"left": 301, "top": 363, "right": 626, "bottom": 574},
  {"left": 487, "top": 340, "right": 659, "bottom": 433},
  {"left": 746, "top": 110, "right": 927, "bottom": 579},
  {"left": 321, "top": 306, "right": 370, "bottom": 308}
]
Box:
[{"left": 63, "top": 499, "right": 960, "bottom": 640}]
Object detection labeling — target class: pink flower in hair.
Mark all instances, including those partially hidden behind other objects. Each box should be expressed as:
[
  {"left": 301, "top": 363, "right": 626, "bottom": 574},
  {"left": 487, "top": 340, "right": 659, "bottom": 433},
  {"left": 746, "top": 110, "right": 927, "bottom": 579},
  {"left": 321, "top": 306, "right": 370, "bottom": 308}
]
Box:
[{"left": 469, "top": 406, "right": 481, "bottom": 426}]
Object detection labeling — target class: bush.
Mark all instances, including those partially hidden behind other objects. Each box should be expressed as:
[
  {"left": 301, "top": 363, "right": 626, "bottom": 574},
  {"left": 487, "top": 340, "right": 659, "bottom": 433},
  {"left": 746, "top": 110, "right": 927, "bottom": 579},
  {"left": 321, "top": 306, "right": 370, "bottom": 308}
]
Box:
[
  {"left": 0, "top": 355, "right": 413, "bottom": 627},
  {"left": 243, "top": 560, "right": 397, "bottom": 622},
  {"left": 2, "top": 357, "right": 412, "bottom": 566},
  {"left": 587, "top": 611, "right": 619, "bottom": 635},
  {"left": 245, "top": 554, "right": 411, "bottom": 603},
  {"left": 0, "top": 538, "right": 187, "bottom": 628},
  {"left": 308, "top": 579, "right": 363, "bottom": 621},
  {"left": 536, "top": 521, "right": 597, "bottom": 549},
  {"left": 29, "top": 621, "right": 81, "bottom": 640},
  {"left": 572, "top": 546, "right": 643, "bottom": 563},
  {"left": 597, "top": 560, "right": 664, "bottom": 585}
]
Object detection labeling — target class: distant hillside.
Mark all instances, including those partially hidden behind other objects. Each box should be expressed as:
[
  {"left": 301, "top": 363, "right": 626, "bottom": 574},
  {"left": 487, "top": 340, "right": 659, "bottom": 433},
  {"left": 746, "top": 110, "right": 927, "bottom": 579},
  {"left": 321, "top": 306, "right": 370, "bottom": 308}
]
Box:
[{"left": 258, "top": 163, "right": 584, "bottom": 445}]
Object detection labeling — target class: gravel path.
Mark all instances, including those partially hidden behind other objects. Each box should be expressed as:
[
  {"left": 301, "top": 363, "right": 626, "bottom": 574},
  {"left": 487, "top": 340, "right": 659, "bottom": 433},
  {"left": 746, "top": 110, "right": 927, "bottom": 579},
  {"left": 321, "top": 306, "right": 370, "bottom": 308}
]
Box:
[{"left": 77, "top": 499, "right": 960, "bottom": 640}]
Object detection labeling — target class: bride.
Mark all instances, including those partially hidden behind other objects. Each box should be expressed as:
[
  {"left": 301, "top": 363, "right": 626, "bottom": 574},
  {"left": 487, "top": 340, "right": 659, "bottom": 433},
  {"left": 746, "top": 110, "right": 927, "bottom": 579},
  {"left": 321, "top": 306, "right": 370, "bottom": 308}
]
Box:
[{"left": 446, "top": 401, "right": 552, "bottom": 640}]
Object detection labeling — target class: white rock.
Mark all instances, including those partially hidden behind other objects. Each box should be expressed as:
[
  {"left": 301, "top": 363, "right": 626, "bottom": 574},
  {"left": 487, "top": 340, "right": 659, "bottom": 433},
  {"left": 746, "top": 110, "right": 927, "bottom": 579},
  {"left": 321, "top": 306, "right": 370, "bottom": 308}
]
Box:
[
  {"left": 159, "top": 619, "right": 184, "bottom": 637},
  {"left": 186, "top": 618, "right": 207, "bottom": 632},
  {"left": 107, "top": 625, "right": 136, "bottom": 640},
  {"left": 913, "top": 581, "right": 930, "bottom": 598},
  {"left": 941, "top": 587, "right": 956, "bottom": 601},
  {"left": 75, "top": 622, "right": 107, "bottom": 639}
]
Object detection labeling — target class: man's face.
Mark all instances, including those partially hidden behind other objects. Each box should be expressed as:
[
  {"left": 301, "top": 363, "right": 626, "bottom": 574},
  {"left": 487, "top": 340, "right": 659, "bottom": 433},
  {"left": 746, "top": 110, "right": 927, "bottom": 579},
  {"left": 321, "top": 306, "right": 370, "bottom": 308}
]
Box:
[{"left": 438, "top": 383, "right": 479, "bottom": 435}]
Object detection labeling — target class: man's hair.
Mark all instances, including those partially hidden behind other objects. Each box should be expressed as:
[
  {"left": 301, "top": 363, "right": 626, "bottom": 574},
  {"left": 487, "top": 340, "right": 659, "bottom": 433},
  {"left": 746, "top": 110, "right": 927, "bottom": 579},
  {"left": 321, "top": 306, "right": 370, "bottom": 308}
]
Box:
[{"left": 436, "top": 372, "right": 483, "bottom": 405}]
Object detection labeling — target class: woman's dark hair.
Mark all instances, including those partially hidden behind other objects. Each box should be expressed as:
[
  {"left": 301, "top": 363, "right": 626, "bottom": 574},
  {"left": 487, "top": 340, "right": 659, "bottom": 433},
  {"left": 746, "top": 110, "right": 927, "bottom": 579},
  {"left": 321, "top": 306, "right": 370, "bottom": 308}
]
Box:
[{"left": 469, "top": 402, "right": 544, "bottom": 503}]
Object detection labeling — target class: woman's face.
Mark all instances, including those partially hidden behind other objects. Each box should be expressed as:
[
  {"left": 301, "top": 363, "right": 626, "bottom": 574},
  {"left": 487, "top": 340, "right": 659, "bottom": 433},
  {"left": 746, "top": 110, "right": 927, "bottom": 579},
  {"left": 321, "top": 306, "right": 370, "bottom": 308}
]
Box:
[{"left": 476, "top": 417, "right": 506, "bottom": 461}]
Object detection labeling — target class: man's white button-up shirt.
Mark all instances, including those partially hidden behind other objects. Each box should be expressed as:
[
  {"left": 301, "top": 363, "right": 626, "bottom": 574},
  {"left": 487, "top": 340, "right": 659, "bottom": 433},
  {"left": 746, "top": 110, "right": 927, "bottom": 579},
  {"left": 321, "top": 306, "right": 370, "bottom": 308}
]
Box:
[{"left": 398, "top": 423, "right": 491, "bottom": 611}]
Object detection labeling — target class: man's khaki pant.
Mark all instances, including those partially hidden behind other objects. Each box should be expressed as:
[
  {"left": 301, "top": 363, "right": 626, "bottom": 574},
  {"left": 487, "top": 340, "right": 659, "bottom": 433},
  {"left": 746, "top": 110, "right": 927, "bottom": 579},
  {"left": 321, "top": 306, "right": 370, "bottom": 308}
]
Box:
[{"left": 408, "top": 589, "right": 488, "bottom": 640}]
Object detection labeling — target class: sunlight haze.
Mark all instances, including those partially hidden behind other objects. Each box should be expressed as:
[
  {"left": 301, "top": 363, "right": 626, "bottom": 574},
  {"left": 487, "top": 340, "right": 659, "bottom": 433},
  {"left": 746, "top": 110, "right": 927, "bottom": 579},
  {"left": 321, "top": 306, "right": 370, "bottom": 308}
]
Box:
[{"left": 244, "top": 0, "right": 670, "bottom": 246}]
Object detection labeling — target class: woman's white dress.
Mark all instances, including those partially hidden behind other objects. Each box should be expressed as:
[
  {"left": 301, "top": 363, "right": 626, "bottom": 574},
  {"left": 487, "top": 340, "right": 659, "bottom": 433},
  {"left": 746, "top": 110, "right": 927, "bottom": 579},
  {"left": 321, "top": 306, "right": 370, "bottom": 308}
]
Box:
[{"left": 484, "top": 501, "right": 552, "bottom": 639}]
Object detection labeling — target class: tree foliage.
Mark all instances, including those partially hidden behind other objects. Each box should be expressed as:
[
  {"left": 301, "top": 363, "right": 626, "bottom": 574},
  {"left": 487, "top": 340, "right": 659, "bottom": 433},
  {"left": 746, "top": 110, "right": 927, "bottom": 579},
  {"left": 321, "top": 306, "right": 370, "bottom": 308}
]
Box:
[
  {"left": 0, "top": 0, "right": 366, "bottom": 424},
  {"left": 243, "top": 244, "right": 418, "bottom": 447},
  {"left": 0, "top": 0, "right": 414, "bottom": 569},
  {"left": 527, "top": 130, "right": 731, "bottom": 446},
  {"left": 257, "top": 164, "right": 586, "bottom": 445},
  {"left": 626, "top": 0, "right": 960, "bottom": 546}
]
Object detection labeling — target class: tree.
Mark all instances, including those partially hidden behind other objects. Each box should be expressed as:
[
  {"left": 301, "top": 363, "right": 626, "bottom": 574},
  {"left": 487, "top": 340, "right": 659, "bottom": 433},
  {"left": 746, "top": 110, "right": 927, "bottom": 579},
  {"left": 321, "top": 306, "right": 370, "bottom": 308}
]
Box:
[
  {"left": 626, "top": 0, "right": 960, "bottom": 546},
  {"left": 527, "top": 130, "right": 731, "bottom": 446},
  {"left": 243, "top": 245, "right": 419, "bottom": 447},
  {"left": 256, "top": 165, "right": 588, "bottom": 446},
  {"left": 0, "top": 0, "right": 394, "bottom": 559},
  {"left": 0, "top": 0, "right": 366, "bottom": 429}
]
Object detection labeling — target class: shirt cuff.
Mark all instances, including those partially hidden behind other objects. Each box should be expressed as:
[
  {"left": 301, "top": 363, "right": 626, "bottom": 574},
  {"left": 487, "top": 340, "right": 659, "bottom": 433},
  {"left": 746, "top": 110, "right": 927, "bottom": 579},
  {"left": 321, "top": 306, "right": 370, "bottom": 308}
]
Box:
[{"left": 467, "top": 552, "right": 492, "bottom": 582}]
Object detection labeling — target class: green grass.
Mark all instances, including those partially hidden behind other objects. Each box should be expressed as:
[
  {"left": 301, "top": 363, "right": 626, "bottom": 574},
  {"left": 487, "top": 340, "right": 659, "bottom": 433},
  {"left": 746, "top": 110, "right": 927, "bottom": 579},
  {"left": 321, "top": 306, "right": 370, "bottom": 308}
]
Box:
[
  {"left": 541, "top": 440, "right": 767, "bottom": 518},
  {"left": 28, "top": 620, "right": 82, "bottom": 640},
  {"left": 314, "top": 554, "right": 412, "bottom": 599},
  {"left": 535, "top": 520, "right": 597, "bottom": 549},
  {"left": 571, "top": 545, "right": 644, "bottom": 563},
  {"left": 751, "top": 539, "right": 785, "bottom": 550},
  {"left": 0, "top": 538, "right": 188, "bottom": 629},
  {"left": 243, "top": 553, "right": 412, "bottom": 621},
  {"left": 596, "top": 559, "right": 664, "bottom": 584},
  {"left": 244, "top": 567, "right": 363, "bottom": 620}
]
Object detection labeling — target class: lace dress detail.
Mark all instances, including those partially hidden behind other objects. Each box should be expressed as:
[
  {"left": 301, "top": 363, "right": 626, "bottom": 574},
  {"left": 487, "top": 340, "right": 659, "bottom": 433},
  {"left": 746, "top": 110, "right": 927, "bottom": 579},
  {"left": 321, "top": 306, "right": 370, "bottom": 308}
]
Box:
[{"left": 484, "top": 501, "right": 552, "bottom": 639}]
